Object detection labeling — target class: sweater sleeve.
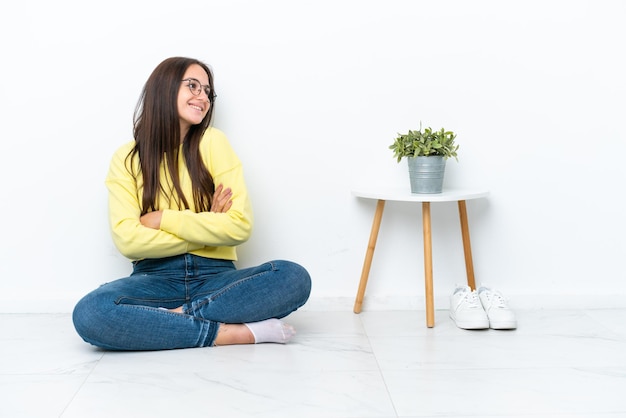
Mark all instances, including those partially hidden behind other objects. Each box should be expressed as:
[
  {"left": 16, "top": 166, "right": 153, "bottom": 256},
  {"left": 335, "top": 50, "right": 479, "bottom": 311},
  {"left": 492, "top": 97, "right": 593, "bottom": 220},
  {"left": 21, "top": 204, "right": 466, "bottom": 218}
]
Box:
[
  {"left": 158, "top": 129, "right": 253, "bottom": 246},
  {"left": 105, "top": 142, "right": 204, "bottom": 260}
]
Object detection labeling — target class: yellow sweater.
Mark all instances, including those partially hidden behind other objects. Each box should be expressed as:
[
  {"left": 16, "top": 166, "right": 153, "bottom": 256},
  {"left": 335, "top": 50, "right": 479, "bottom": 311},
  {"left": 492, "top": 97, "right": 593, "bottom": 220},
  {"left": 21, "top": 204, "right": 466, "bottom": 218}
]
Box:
[{"left": 105, "top": 128, "right": 253, "bottom": 261}]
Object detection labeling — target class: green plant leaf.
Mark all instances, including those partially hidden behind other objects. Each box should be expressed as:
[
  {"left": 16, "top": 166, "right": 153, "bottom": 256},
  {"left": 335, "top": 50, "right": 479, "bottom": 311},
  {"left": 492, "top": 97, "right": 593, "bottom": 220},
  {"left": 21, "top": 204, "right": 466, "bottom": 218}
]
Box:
[{"left": 389, "top": 122, "right": 459, "bottom": 161}]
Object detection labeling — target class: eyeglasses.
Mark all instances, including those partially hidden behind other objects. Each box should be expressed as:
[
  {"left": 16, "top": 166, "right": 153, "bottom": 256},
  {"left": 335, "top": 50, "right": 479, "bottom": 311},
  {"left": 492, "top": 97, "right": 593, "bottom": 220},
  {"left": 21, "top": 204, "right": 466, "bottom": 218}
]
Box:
[{"left": 181, "top": 78, "right": 215, "bottom": 100}]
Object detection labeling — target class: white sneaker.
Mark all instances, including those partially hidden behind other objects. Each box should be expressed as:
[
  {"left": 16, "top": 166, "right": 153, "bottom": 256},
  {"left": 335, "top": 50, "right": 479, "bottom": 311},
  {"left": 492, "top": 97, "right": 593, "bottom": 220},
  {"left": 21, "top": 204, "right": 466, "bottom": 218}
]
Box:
[
  {"left": 449, "top": 285, "right": 489, "bottom": 329},
  {"left": 477, "top": 285, "right": 517, "bottom": 330}
]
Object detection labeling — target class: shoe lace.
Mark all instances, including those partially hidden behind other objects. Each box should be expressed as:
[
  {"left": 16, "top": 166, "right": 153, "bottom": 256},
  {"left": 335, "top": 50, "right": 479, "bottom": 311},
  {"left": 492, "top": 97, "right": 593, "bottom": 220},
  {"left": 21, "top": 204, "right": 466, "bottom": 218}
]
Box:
[
  {"left": 462, "top": 290, "right": 481, "bottom": 308},
  {"left": 487, "top": 290, "right": 508, "bottom": 308}
]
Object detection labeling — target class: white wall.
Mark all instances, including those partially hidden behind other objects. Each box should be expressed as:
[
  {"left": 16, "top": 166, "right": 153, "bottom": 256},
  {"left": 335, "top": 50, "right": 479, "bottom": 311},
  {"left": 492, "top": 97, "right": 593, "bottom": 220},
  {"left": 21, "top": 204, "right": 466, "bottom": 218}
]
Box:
[{"left": 1, "top": 0, "right": 624, "bottom": 313}]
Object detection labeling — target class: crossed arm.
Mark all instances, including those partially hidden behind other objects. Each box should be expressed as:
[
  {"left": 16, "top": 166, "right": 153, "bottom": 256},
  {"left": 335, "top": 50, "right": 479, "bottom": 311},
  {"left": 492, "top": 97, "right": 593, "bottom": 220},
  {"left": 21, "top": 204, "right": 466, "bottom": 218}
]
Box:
[{"left": 140, "top": 184, "right": 233, "bottom": 230}]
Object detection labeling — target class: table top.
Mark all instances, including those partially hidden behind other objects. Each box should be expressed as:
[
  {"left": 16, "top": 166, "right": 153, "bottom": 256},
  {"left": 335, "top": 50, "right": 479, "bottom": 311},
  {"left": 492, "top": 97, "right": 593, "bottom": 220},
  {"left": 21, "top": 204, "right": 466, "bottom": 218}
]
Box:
[{"left": 351, "top": 187, "right": 489, "bottom": 202}]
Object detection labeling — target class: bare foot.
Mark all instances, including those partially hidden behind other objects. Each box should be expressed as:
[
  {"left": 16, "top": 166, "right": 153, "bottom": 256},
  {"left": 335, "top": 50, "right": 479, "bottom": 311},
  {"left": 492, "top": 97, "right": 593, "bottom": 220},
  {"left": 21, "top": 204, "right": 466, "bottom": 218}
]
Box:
[{"left": 214, "top": 323, "right": 255, "bottom": 346}]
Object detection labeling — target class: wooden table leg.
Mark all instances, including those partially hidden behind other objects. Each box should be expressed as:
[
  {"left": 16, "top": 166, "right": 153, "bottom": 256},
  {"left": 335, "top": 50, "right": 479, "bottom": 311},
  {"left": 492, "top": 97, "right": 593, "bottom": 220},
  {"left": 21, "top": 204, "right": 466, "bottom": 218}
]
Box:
[
  {"left": 354, "top": 199, "right": 386, "bottom": 313},
  {"left": 458, "top": 200, "right": 477, "bottom": 290},
  {"left": 422, "top": 202, "right": 434, "bottom": 328}
]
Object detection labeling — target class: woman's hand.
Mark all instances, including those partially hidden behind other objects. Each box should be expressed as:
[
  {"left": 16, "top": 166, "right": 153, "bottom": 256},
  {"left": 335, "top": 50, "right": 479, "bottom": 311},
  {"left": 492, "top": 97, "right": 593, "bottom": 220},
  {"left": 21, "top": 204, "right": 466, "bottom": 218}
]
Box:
[
  {"left": 140, "top": 210, "right": 163, "bottom": 229},
  {"left": 211, "top": 184, "right": 233, "bottom": 213},
  {"left": 139, "top": 185, "right": 231, "bottom": 230}
]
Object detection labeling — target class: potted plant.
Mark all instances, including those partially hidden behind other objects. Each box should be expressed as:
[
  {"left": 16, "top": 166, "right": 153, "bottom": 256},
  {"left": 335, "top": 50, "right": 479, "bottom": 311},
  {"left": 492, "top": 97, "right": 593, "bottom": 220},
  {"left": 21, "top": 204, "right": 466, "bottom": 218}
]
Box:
[{"left": 389, "top": 123, "right": 459, "bottom": 193}]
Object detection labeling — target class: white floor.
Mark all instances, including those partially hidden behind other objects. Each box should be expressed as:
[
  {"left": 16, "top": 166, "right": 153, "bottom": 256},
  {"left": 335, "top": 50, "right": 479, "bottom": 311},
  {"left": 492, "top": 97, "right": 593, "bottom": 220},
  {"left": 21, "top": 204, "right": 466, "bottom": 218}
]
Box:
[{"left": 1, "top": 308, "right": 626, "bottom": 418}]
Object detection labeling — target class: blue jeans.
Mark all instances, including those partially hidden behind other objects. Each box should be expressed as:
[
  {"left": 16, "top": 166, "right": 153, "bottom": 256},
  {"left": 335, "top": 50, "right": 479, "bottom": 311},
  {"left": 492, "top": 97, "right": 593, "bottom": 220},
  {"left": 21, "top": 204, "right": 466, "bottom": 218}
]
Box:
[{"left": 72, "top": 254, "right": 311, "bottom": 351}]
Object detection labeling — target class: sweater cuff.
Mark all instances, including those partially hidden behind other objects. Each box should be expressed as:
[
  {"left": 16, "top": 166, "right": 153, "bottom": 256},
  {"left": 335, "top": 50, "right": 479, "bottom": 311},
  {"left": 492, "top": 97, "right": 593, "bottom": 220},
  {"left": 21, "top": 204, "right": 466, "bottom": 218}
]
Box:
[{"left": 159, "top": 209, "right": 180, "bottom": 237}]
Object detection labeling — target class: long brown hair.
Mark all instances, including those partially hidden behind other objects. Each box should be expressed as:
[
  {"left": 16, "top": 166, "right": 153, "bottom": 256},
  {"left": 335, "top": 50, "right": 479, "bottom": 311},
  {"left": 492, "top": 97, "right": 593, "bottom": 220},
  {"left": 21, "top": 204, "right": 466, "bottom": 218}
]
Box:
[{"left": 128, "top": 57, "right": 217, "bottom": 215}]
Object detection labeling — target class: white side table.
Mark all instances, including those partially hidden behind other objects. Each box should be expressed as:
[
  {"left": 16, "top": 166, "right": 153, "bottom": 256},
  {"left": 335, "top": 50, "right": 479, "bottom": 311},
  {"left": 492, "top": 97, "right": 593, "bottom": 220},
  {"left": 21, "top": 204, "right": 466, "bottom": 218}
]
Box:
[{"left": 352, "top": 187, "right": 489, "bottom": 327}]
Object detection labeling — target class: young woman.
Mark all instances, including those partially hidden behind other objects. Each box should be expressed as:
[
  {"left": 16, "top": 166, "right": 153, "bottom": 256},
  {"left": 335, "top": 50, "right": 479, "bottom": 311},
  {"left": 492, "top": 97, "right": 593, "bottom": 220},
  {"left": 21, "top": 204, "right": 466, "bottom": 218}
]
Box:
[{"left": 72, "top": 57, "right": 311, "bottom": 350}]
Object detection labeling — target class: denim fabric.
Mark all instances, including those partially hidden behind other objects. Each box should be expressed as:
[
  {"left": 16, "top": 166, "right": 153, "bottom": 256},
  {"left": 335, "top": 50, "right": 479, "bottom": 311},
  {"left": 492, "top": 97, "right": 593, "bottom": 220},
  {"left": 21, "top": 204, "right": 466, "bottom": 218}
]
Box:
[{"left": 72, "top": 254, "right": 311, "bottom": 351}]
